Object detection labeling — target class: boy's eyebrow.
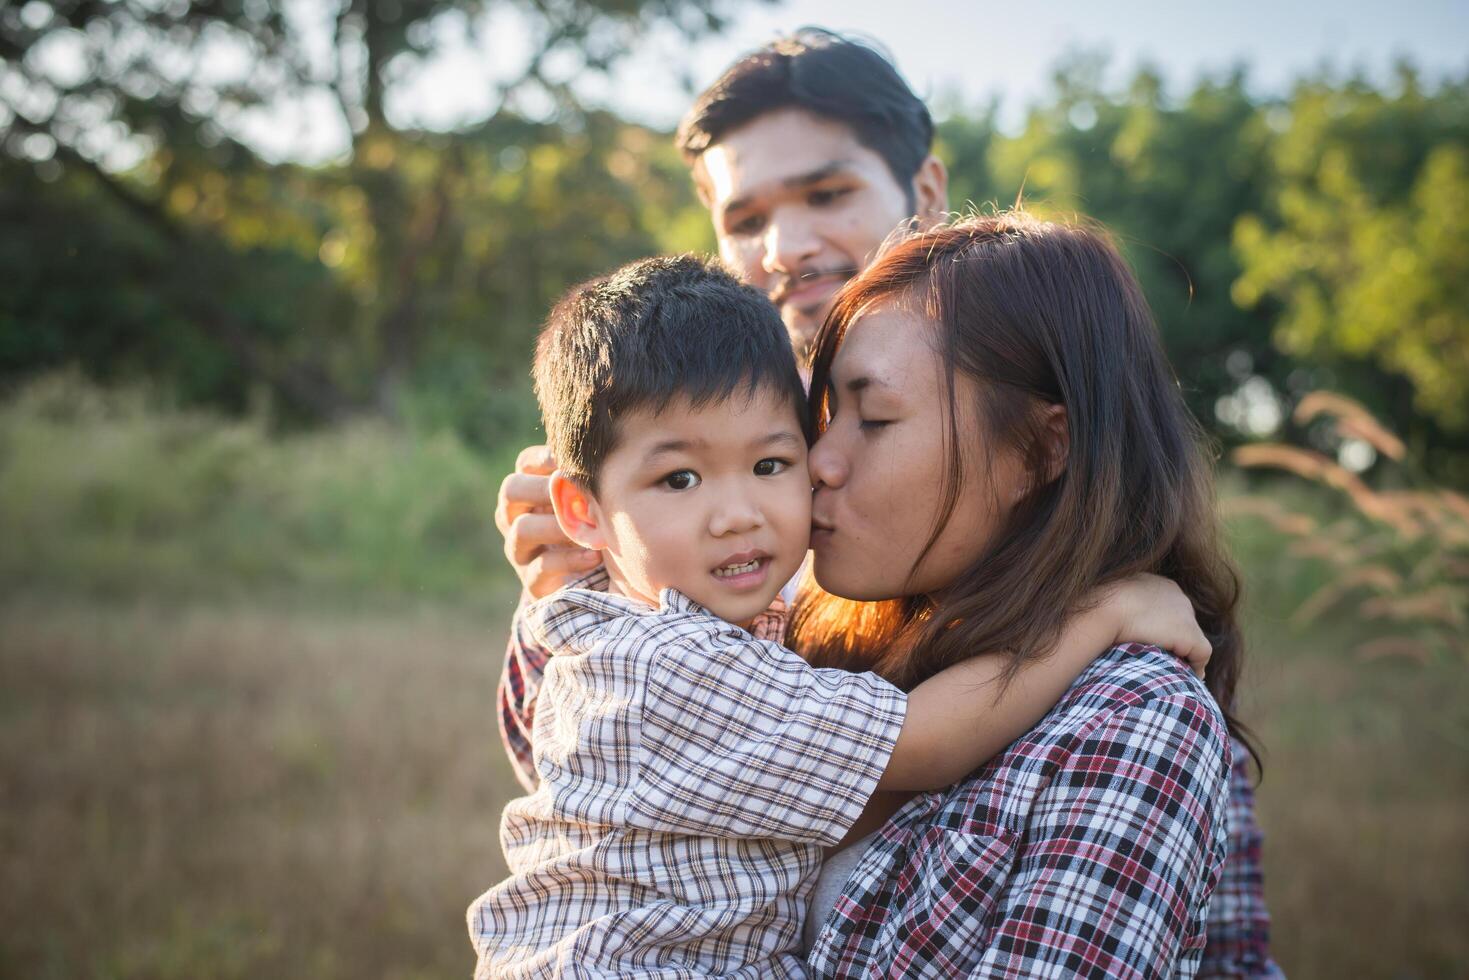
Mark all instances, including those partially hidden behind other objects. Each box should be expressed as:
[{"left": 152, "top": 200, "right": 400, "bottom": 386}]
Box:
[
  {"left": 752, "top": 430, "right": 805, "bottom": 450},
  {"left": 642, "top": 437, "right": 705, "bottom": 463},
  {"left": 640, "top": 429, "right": 804, "bottom": 464},
  {"left": 723, "top": 160, "right": 855, "bottom": 217}
]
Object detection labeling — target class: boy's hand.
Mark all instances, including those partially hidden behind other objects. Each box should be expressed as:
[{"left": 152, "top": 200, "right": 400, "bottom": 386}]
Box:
[
  {"left": 1097, "top": 573, "right": 1211, "bottom": 679},
  {"left": 496, "top": 445, "right": 600, "bottom": 598}
]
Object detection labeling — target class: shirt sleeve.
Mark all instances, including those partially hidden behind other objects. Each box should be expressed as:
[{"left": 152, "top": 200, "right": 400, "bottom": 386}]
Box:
[
  {"left": 1200, "top": 737, "right": 1286, "bottom": 978},
  {"left": 628, "top": 630, "right": 907, "bottom": 846},
  {"left": 498, "top": 591, "right": 548, "bottom": 793},
  {"left": 967, "top": 694, "right": 1232, "bottom": 979}
]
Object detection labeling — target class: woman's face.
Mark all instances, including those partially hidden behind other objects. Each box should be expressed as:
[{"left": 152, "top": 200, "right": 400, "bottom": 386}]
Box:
[{"left": 808, "top": 302, "right": 1030, "bottom": 601}]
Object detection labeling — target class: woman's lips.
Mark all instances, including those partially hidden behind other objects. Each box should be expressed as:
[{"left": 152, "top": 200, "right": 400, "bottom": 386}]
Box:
[{"left": 809, "top": 520, "right": 836, "bottom": 549}]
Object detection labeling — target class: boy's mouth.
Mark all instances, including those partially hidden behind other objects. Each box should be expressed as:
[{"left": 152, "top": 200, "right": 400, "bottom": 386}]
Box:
[{"left": 711, "top": 550, "right": 772, "bottom": 590}]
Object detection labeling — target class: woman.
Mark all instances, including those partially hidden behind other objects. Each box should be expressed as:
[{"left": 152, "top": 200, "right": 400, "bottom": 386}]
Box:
[
  {"left": 498, "top": 212, "right": 1274, "bottom": 977},
  {"left": 789, "top": 211, "right": 1261, "bottom": 976}
]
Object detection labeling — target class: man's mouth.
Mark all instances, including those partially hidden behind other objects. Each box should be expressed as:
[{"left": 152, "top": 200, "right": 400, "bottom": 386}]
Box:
[{"left": 770, "top": 267, "right": 858, "bottom": 310}]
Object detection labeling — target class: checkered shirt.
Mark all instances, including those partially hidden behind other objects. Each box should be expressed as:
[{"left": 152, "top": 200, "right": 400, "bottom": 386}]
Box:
[
  {"left": 471, "top": 573, "right": 907, "bottom": 978},
  {"left": 800, "top": 644, "right": 1232, "bottom": 978},
  {"left": 501, "top": 609, "right": 1279, "bottom": 977},
  {"left": 1199, "top": 740, "right": 1284, "bottom": 979}
]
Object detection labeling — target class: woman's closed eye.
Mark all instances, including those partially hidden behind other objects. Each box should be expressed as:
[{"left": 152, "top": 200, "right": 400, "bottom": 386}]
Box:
[
  {"left": 753, "top": 457, "right": 792, "bottom": 476},
  {"left": 859, "top": 418, "right": 894, "bottom": 432},
  {"left": 660, "top": 469, "right": 701, "bottom": 491}
]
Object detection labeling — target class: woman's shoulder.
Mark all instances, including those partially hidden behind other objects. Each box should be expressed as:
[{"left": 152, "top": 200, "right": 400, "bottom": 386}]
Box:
[
  {"left": 924, "top": 643, "right": 1231, "bottom": 836},
  {"left": 1065, "top": 641, "right": 1220, "bottom": 716}
]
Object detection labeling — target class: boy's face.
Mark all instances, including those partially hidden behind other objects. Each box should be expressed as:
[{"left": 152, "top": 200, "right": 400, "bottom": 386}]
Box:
[{"left": 563, "top": 389, "right": 811, "bottom": 626}]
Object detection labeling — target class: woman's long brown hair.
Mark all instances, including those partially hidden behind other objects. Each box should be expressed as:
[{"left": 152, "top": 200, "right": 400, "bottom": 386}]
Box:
[{"left": 789, "top": 211, "right": 1257, "bottom": 767}]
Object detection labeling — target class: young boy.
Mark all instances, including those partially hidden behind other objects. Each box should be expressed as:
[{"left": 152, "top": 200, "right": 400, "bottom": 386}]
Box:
[{"left": 468, "top": 255, "right": 1205, "bottom": 978}]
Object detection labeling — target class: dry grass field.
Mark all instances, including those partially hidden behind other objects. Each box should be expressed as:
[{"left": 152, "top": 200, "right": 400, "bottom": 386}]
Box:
[{"left": 1, "top": 587, "right": 1466, "bottom": 978}]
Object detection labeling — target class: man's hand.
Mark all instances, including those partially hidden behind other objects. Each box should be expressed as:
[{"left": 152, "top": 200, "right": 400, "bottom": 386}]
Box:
[
  {"left": 1099, "top": 573, "right": 1212, "bottom": 679},
  {"left": 496, "top": 445, "right": 601, "bottom": 598}
]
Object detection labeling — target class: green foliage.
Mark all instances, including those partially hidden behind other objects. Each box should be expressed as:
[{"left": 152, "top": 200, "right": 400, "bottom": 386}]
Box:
[
  {"left": 938, "top": 60, "right": 1283, "bottom": 440},
  {"left": 0, "top": 373, "right": 518, "bottom": 606},
  {"left": 1234, "top": 73, "right": 1469, "bottom": 430},
  {"left": 1, "top": 0, "right": 746, "bottom": 426}
]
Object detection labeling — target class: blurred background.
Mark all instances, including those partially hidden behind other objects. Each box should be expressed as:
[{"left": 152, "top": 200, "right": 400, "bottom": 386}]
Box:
[{"left": 2, "top": 0, "right": 1466, "bottom": 976}]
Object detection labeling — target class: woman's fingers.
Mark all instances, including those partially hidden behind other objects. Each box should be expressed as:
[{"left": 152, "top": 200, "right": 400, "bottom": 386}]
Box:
[
  {"left": 522, "top": 547, "right": 603, "bottom": 599},
  {"left": 497, "top": 471, "right": 554, "bottom": 535},
  {"left": 506, "top": 512, "right": 570, "bottom": 566},
  {"left": 494, "top": 445, "right": 597, "bottom": 597},
  {"left": 505, "top": 511, "right": 599, "bottom": 597}
]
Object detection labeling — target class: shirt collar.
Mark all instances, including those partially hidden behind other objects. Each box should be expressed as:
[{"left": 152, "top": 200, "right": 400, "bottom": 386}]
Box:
[{"left": 525, "top": 566, "right": 712, "bottom": 653}]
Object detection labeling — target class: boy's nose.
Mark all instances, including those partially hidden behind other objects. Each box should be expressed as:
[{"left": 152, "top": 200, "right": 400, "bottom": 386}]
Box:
[{"left": 708, "top": 497, "right": 763, "bottom": 537}]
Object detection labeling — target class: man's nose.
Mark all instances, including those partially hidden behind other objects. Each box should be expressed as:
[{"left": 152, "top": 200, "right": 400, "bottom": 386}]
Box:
[
  {"left": 808, "top": 436, "right": 848, "bottom": 490},
  {"left": 761, "top": 208, "right": 821, "bottom": 277}
]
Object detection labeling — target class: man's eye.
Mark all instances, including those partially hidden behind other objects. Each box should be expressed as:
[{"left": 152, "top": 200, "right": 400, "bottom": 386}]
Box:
[
  {"left": 730, "top": 214, "right": 765, "bottom": 236},
  {"left": 754, "top": 458, "right": 789, "bottom": 476},
  {"left": 662, "top": 470, "right": 701, "bottom": 491},
  {"left": 809, "top": 187, "right": 851, "bottom": 207}
]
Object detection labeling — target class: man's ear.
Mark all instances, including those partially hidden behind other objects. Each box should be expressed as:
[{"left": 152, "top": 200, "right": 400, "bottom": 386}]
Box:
[
  {"left": 911, "top": 154, "right": 949, "bottom": 226},
  {"left": 1039, "top": 403, "right": 1070, "bottom": 484},
  {"left": 549, "top": 471, "right": 608, "bottom": 551}
]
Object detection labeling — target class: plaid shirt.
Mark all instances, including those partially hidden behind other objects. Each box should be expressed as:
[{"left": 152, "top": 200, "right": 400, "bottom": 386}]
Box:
[
  {"left": 499, "top": 594, "right": 1281, "bottom": 978},
  {"left": 470, "top": 573, "right": 907, "bottom": 978}
]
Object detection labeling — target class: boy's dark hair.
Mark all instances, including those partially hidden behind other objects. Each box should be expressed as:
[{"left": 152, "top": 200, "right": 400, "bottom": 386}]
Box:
[
  {"left": 534, "top": 255, "right": 809, "bottom": 492},
  {"left": 675, "top": 28, "right": 933, "bottom": 205}
]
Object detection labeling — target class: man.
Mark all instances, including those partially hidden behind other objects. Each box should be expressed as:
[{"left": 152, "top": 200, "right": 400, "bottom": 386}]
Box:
[
  {"left": 493, "top": 28, "right": 1280, "bottom": 977},
  {"left": 497, "top": 29, "right": 946, "bottom": 599}
]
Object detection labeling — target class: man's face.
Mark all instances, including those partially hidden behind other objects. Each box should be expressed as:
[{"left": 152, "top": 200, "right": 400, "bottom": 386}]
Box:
[{"left": 694, "top": 107, "right": 920, "bottom": 360}]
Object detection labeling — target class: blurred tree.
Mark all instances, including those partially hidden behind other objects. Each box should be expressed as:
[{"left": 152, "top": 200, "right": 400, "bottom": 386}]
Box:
[
  {"left": 1233, "top": 69, "right": 1469, "bottom": 443},
  {"left": 0, "top": 0, "right": 745, "bottom": 426},
  {"left": 938, "top": 57, "right": 1283, "bottom": 440}
]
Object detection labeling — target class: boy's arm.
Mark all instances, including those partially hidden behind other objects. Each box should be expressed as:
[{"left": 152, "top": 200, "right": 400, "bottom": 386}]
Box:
[{"left": 878, "top": 573, "right": 1210, "bottom": 791}]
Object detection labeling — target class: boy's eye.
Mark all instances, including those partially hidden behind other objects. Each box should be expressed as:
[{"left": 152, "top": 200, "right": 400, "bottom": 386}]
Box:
[
  {"left": 753, "top": 458, "right": 789, "bottom": 476},
  {"left": 662, "top": 469, "right": 701, "bottom": 491}
]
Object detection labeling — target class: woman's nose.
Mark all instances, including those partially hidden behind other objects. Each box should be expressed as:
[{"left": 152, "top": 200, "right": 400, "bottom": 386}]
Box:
[{"left": 808, "top": 436, "right": 848, "bottom": 489}]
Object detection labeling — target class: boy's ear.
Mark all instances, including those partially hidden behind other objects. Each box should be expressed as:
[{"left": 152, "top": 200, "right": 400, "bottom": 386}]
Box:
[{"left": 549, "top": 471, "right": 608, "bottom": 551}]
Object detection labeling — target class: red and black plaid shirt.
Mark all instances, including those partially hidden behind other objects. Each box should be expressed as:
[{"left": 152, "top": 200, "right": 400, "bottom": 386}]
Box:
[{"left": 499, "top": 597, "right": 1280, "bottom": 978}]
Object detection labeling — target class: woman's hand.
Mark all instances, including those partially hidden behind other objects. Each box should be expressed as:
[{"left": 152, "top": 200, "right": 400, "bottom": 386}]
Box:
[{"left": 1095, "top": 573, "right": 1211, "bottom": 678}]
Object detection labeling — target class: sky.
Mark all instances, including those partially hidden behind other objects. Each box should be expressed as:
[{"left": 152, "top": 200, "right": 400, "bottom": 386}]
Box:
[
  {"left": 580, "top": 0, "right": 1469, "bottom": 127},
  {"left": 229, "top": 0, "right": 1468, "bottom": 162}
]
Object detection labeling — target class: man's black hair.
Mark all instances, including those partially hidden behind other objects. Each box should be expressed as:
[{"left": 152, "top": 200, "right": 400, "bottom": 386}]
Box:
[
  {"left": 534, "top": 255, "right": 810, "bottom": 492},
  {"left": 675, "top": 28, "right": 934, "bottom": 206}
]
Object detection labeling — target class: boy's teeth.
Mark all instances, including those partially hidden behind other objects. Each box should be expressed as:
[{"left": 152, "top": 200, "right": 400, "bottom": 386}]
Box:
[{"left": 715, "top": 559, "right": 760, "bottom": 578}]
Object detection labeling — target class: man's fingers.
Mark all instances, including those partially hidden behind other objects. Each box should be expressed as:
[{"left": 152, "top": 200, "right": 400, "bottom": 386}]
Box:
[
  {"left": 497, "top": 471, "right": 555, "bottom": 535},
  {"left": 524, "top": 547, "right": 602, "bottom": 600},
  {"left": 506, "top": 512, "right": 573, "bottom": 566},
  {"left": 516, "top": 444, "right": 557, "bottom": 476}
]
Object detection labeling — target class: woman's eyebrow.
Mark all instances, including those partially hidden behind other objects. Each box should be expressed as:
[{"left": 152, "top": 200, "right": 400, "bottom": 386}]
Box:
[{"left": 843, "top": 375, "right": 888, "bottom": 394}]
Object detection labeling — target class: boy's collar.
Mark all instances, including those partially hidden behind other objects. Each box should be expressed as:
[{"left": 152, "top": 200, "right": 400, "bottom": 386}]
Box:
[{"left": 526, "top": 566, "right": 711, "bottom": 652}]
